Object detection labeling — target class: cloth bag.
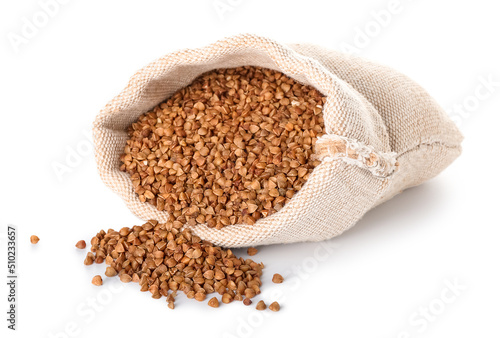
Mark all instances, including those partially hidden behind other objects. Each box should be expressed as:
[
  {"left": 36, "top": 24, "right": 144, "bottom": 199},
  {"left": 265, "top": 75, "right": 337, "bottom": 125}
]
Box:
[{"left": 93, "top": 34, "right": 463, "bottom": 247}]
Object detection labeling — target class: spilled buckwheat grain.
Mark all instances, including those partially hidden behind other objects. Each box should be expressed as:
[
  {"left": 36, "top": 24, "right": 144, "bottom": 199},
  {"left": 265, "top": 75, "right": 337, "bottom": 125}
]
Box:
[
  {"left": 84, "top": 220, "right": 264, "bottom": 309},
  {"left": 84, "top": 252, "right": 95, "bottom": 265},
  {"left": 75, "top": 240, "right": 86, "bottom": 249},
  {"left": 92, "top": 275, "right": 103, "bottom": 286},
  {"left": 208, "top": 297, "right": 219, "bottom": 308},
  {"left": 120, "top": 66, "right": 325, "bottom": 229},
  {"left": 272, "top": 273, "right": 284, "bottom": 283},
  {"left": 256, "top": 300, "right": 266, "bottom": 310},
  {"left": 247, "top": 247, "right": 258, "bottom": 256},
  {"left": 269, "top": 301, "right": 280, "bottom": 312}
]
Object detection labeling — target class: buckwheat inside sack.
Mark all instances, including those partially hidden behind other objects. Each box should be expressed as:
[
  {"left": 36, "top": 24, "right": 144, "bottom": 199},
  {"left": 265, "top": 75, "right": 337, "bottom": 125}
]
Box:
[
  {"left": 93, "top": 35, "right": 463, "bottom": 247},
  {"left": 119, "top": 66, "right": 326, "bottom": 230}
]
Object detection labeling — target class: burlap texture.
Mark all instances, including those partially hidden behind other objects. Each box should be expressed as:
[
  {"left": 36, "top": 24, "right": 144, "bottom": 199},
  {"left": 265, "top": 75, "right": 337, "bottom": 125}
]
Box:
[{"left": 93, "top": 34, "right": 463, "bottom": 247}]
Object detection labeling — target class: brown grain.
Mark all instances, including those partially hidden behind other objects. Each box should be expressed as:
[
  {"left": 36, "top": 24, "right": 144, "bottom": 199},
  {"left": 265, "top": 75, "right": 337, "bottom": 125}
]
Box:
[
  {"left": 208, "top": 297, "right": 220, "bottom": 308},
  {"left": 269, "top": 301, "right": 280, "bottom": 312},
  {"left": 105, "top": 267, "right": 117, "bottom": 277},
  {"left": 119, "top": 274, "right": 132, "bottom": 283},
  {"left": 247, "top": 247, "right": 258, "bottom": 256},
  {"left": 92, "top": 275, "right": 103, "bottom": 286},
  {"left": 84, "top": 252, "right": 95, "bottom": 266},
  {"left": 256, "top": 300, "right": 266, "bottom": 310},
  {"left": 272, "top": 273, "right": 284, "bottom": 284},
  {"left": 75, "top": 240, "right": 86, "bottom": 249}
]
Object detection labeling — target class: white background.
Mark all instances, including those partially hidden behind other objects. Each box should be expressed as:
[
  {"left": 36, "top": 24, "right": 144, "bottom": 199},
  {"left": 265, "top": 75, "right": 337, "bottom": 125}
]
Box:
[{"left": 1, "top": 1, "right": 499, "bottom": 337}]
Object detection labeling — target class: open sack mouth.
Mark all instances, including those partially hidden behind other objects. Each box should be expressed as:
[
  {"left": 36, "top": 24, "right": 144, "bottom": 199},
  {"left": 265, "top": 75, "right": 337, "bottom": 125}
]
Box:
[
  {"left": 93, "top": 35, "right": 462, "bottom": 247},
  {"left": 118, "top": 65, "right": 328, "bottom": 231}
]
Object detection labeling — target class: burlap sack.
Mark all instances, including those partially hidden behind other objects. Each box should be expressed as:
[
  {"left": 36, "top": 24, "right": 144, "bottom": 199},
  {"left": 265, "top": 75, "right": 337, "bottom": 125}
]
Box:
[{"left": 93, "top": 34, "right": 463, "bottom": 247}]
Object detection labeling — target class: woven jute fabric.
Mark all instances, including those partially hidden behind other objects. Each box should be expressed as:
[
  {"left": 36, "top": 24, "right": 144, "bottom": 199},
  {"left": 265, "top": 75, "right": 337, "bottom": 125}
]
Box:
[{"left": 93, "top": 34, "right": 463, "bottom": 247}]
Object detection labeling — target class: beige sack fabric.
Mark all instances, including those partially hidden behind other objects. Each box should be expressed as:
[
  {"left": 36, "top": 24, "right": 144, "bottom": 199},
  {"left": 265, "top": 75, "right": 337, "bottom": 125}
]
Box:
[{"left": 93, "top": 34, "right": 463, "bottom": 247}]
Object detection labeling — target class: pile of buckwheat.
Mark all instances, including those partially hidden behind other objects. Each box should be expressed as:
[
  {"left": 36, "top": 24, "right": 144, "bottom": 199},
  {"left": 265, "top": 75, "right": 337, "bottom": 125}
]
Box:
[
  {"left": 81, "top": 220, "right": 281, "bottom": 311},
  {"left": 120, "top": 66, "right": 325, "bottom": 229}
]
